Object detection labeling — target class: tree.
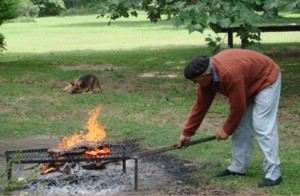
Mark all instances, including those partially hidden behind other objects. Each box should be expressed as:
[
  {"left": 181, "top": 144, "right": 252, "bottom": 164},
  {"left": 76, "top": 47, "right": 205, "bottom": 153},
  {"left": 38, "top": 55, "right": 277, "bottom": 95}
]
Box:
[
  {"left": 31, "top": 0, "right": 65, "bottom": 16},
  {"left": 0, "top": 0, "right": 20, "bottom": 53},
  {"left": 98, "top": 0, "right": 300, "bottom": 52}
]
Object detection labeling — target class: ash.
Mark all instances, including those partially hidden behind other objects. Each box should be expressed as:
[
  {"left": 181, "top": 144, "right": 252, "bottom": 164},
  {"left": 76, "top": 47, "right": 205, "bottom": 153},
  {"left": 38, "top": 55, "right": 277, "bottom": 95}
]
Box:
[
  {"left": 11, "top": 154, "right": 199, "bottom": 195},
  {"left": 27, "top": 163, "right": 133, "bottom": 195}
]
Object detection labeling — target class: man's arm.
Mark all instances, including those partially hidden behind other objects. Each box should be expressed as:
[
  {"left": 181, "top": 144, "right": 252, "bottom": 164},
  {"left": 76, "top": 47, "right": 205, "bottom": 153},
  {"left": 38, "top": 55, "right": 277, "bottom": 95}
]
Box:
[{"left": 182, "top": 86, "right": 216, "bottom": 137}]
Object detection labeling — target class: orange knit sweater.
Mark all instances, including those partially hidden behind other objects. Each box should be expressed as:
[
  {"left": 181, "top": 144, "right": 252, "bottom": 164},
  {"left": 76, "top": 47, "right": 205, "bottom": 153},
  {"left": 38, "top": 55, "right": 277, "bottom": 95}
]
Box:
[{"left": 183, "top": 49, "right": 280, "bottom": 136}]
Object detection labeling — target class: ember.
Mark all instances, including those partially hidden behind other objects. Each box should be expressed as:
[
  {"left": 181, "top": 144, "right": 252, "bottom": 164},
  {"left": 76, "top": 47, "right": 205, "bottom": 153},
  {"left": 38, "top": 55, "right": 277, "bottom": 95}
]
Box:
[{"left": 85, "top": 147, "right": 111, "bottom": 157}]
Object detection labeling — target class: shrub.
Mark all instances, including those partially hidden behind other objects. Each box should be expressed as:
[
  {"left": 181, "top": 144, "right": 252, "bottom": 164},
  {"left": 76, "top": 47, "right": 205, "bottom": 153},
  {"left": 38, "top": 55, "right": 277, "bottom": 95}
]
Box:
[
  {"left": 18, "top": 0, "right": 40, "bottom": 17},
  {"left": 63, "top": 0, "right": 104, "bottom": 9},
  {"left": 0, "top": 0, "right": 20, "bottom": 24},
  {"left": 0, "top": 33, "right": 5, "bottom": 53},
  {"left": 0, "top": 0, "right": 20, "bottom": 53},
  {"left": 31, "top": 0, "right": 65, "bottom": 16}
]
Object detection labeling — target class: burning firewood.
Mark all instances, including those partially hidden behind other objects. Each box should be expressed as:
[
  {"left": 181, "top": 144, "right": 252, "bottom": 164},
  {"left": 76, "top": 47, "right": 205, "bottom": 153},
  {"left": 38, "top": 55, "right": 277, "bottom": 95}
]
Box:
[
  {"left": 70, "top": 141, "right": 103, "bottom": 151},
  {"left": 47, "top": 141, "right": 105, "bottom": 156},
  {"left": 40, "top": 162, "right": 63, "bottom": 174},
  {"left": 47, "top": 147, "right": 86, "bottom": 156},
  {"left": 47, "top": 147, "right": 69, "bottom": 155}
]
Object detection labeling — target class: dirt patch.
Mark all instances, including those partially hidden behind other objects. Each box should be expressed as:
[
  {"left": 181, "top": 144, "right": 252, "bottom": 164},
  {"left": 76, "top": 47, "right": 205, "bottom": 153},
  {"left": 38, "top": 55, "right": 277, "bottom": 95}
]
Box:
[
  {"left": 264, "top": 47, "right": 300, "bottom": 59},
  {"left": 137, "top": 72, "right": 179, "bottom": 78},
  {"left": 0, "top": 77, "right": 7, "bottom": 83},
  {"left": 0, "top": 135, "right": 60, "bottom": 154},
  {"left": 59, "top": 64, "right": 120, "bottom": 71},
  {"left": 0, "top": 136, "right": 233, "bottom": 195}
]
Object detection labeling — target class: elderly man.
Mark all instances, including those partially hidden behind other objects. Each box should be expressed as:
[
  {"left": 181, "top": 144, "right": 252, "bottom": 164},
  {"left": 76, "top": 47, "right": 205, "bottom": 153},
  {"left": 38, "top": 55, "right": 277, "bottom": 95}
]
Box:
[{"left": 178, "top": 49, "right": 282, "bottom": 187}]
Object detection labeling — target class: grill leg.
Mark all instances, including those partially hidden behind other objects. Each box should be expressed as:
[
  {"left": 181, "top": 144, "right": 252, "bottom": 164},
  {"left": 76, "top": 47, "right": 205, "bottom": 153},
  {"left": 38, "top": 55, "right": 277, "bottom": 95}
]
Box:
[
  {"left": 122, "top": 159, "right": 126, "bottom": 173},
  {"left": 134, "top": 158, "right": 138, "bottom": 191}
]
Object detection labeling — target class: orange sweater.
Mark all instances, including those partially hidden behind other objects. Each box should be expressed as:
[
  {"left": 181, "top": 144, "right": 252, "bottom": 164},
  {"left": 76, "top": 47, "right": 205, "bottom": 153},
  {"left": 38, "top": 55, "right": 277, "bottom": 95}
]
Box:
[{"left": 183, "top": 49, "right": 280, "bottom": 136}]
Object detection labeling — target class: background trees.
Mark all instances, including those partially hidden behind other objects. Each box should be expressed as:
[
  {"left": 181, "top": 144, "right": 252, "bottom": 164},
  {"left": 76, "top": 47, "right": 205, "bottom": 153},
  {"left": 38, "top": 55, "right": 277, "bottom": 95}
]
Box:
[
  {"left": 0, "top": 0, "right": 20, "bottom": 52},
  {"left": 98, "top": 0, "right": 300, "bottom": 51},
  {"left": 1, "top": 0, "right": 299, "bottom": 53},
  {"left": 0, "top": 0, "right": 65, "bottom": 53}
]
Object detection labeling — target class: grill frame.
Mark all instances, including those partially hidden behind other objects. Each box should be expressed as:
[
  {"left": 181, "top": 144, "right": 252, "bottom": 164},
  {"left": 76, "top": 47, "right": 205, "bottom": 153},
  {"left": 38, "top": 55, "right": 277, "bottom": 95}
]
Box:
[{"left": 5, "top": 144, "right": 139, "bottom": 190}]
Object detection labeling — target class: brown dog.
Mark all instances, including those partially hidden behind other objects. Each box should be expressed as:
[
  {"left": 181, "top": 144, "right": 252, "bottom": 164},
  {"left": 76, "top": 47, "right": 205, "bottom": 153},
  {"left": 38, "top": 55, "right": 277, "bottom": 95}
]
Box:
[{"left": 63, "top": 74, "right": 101, "bottom": 94}]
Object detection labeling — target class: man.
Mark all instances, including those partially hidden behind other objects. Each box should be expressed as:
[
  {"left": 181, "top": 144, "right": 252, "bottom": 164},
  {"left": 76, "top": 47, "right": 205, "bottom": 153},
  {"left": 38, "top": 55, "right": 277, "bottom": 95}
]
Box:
[{"left": 178, "top": 49, "right": 282, "bottom": 187}]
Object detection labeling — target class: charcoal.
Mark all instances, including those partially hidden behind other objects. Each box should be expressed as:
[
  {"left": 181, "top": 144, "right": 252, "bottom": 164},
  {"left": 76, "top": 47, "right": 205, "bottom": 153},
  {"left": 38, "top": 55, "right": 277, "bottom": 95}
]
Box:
[{"left": 47, "top": 141, "right": 104, "bottom": 155}]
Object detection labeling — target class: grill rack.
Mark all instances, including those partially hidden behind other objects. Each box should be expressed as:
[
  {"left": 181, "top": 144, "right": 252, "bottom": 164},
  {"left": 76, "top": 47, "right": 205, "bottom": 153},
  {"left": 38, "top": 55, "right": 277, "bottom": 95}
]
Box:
[
  {"left": 5, "top": 144, "right": 133, "bottom": 164},
  {"left": 5, "top": 144, "right": 140, "bottom": 190}
]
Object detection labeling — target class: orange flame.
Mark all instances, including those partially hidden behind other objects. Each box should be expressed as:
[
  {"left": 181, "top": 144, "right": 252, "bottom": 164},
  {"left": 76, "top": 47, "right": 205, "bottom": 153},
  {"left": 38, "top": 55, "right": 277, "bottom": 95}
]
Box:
[{"left": 58, "top": 104, "right": 106, "bottom": 149}]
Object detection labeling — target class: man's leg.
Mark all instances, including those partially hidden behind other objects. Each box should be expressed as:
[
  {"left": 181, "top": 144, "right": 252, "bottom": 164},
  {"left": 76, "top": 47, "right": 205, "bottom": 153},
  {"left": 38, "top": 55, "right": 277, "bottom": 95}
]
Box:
[
  {"left": 227, "top": 103, "right": 255, "bottom": 174},
  {"left": 253, "top": 74, "right": 282, "bottom": 185}
]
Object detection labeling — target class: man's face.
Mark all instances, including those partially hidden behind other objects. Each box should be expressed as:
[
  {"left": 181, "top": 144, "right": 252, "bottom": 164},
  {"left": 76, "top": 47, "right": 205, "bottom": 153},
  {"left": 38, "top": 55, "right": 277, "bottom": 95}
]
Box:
[{"left": 190, "top": 73, "right": 212, "bottom": 87}]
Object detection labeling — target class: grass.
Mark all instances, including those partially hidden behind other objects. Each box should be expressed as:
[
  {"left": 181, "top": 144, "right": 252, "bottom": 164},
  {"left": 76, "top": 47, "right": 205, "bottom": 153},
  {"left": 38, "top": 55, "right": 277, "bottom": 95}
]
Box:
[
  {"left": 1, "top": 12, "right": 300, "bottom": 53},
  {"left": 0, "top": 12, "right": 300, "bottom": 195}
]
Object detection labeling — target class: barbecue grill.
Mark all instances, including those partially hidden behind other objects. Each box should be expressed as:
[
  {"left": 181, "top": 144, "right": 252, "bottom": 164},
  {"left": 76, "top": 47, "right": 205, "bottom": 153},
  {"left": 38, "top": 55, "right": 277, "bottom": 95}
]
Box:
[
  {"left": 5, "top": 144, "right": 140, "bottom": 190},
  {"left": 4, "top": 136, "right": 216, "bottom": 191}
]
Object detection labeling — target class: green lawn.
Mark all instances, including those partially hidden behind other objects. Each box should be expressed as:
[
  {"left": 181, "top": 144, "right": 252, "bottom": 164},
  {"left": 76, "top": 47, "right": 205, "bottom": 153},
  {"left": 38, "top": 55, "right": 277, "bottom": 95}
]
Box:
[
  {"left": 1, "top": 12, "right": 300, "bottom": 53},
  {"left": 0, "top": 12, "right": 300, "bottom": 195}
]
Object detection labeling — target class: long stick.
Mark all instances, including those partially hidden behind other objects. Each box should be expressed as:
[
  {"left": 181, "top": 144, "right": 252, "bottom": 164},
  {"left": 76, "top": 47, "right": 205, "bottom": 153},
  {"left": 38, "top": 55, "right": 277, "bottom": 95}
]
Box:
[{"left": 135, "top": 135, "right": 216, "bottom": 158}]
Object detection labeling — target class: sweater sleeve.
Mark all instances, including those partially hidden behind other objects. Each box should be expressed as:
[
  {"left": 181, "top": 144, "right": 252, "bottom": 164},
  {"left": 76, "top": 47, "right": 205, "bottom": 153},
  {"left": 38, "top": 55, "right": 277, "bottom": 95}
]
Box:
[
  {"left": 222, "top": 80, "right": 247, "bottom": 134},
  {"left": 183, "top": 86, "right": 216, "bottom": 137}
]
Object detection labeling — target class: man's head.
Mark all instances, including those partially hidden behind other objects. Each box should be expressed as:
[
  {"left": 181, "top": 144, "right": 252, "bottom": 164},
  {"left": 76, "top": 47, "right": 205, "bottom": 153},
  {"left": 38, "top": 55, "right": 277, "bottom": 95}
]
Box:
[
  {"left": 184, "top": 56, "right": 212, "bottom": 86},
  {"left": 184, "top": 56, "right": 210, "bottom": 79}
]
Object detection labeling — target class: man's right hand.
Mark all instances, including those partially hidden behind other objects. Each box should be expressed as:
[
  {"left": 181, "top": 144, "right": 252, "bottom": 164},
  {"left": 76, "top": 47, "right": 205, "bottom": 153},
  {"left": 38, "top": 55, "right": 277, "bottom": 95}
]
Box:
[{"left": 178, "top": 134, "right": 191, "bottom": 148}]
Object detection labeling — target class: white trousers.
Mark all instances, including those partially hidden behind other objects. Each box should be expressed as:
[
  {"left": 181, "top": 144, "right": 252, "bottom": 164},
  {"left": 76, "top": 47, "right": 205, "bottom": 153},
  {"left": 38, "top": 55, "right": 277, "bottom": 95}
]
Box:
[{"left": 228, "top": 73, "right": 281, "bottom": 180}]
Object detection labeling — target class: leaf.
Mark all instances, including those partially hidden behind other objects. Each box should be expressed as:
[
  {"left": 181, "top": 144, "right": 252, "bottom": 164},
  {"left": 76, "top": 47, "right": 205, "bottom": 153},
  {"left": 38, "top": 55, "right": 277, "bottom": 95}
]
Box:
[
  {"left": 254, "top": 0, "right": 262, "bottom": 5},
  {"left": 205, "top": 37, "right": 213, "bottom": 42},
  {"left": 219, "top": 18, "right": 231, "bottom": 28},
  {"left": 174, "top": 17, "right": 184, "bottom": 28},
  {"left": 270, "top": 2, "right": 278, "bottom": 9},
  {"left": 194, "top": 24, "right": 203, "bottom": 32},
  {"left": 188, "top": 24, "right": 195, "bottom": 34},
  {"left": 207, "top": 16, "right": 218, "bottom": 25}
]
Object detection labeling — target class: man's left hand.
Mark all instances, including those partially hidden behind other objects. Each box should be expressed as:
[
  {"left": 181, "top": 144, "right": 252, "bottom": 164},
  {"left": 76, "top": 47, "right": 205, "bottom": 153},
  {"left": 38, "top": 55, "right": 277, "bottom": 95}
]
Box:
[{"left": 216, "top": 129, "right": 229, "bottom": 141}]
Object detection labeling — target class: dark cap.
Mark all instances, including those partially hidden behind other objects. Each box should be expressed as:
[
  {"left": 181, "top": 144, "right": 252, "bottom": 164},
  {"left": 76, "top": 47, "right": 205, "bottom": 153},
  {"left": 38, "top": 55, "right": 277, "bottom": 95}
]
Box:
[{"left": 184, "top": 56, "right": 209, "bottom": 79}]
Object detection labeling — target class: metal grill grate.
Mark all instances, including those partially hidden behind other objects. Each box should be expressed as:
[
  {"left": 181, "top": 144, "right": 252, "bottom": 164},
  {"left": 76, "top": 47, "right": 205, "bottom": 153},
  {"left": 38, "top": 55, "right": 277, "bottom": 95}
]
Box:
[{"left": 5, "top": 144, "right": 133, "bottom": 164}]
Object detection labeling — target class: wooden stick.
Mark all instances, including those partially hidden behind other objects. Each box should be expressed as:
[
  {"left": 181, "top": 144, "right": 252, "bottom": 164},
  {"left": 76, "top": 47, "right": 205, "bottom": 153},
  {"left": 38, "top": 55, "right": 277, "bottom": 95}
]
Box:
[{"left": 136, "top": 135, "right": 216, "bottom": 158}]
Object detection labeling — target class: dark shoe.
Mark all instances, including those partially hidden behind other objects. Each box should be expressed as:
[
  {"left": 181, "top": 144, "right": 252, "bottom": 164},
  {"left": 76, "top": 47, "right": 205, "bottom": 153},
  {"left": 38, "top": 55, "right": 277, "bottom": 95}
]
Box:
[
  {"left": 216, "top": 169, "right": 245, "bottom": 177},
  {"left": 258, "top": 176, "right": 283, "bottom": 188}
]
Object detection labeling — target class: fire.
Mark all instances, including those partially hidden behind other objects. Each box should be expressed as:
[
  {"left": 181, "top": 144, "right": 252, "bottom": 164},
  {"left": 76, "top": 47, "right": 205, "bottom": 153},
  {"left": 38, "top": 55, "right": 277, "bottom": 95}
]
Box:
[{"left": 58, "top": 104, "right": 106, "bottom": 149}]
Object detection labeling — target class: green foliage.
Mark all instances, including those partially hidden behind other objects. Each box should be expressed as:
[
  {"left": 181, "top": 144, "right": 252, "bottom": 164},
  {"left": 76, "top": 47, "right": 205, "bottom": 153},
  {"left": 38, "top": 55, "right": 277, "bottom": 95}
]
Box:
[
  {"left": 205, "top": 35, "right": 230, "bottom": 55},
  {"left": 0, "top": 161, "right": 39, "bottom": 194},
  {"left": 0, "top": 0, "right": 20, "bottom": 53},
  {"left": 18, "top": 0, "right": 40, "bottom": 17},
  {"left": 31, "top": 0, "right": 66, "bottom": 16},
  {"left": 61, "top": 0, "right": 105, "bottom": 15},
  {"left": 0, "top": 33, "right": 5, "bottom": 53},
  {"left": 63, "top": 0, "right": 104, "bottom": 9},
  {"left": 97, "top": 0, "right": 300, "bottom": 52},
  {"left": 0, "top": 0, "right": 20, "bottom": 24},
  {"left": 98, "top": 0, "right": 140, "bottom": 25}
]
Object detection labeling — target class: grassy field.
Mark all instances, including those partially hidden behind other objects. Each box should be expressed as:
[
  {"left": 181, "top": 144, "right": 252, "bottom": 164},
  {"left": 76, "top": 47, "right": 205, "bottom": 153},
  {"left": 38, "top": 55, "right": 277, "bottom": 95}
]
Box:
[{"left": 0, "top": 12, "right": 300, "bottom": 195}]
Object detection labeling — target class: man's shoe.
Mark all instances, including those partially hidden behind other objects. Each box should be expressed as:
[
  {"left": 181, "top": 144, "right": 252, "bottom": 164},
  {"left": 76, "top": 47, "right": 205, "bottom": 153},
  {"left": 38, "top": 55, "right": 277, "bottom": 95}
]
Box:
[
  {"left": 258, "top": 176, "right": 283, "bottom": 188},
  {"left": 216, "top": 169, "right": 245, "bottom": 177}
]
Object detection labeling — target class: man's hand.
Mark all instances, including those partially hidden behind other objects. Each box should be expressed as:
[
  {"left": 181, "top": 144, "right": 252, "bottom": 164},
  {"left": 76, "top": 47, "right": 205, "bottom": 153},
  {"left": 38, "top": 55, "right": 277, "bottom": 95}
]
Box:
[
  {"left": 178, "top": 134, "right": 190, "bottom": 148},
  {"left": 216, "top": 129, "right": 229, "bottom": 141}
]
